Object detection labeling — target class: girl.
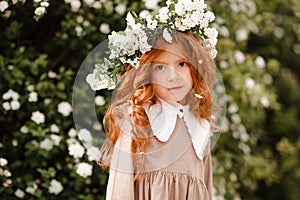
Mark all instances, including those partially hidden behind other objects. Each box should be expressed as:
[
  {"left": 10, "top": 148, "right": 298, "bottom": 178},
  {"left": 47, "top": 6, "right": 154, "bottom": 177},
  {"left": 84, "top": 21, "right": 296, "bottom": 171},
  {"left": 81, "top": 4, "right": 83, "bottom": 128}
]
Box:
[{"left": 99, "top": 30, "right": 217, "bottom": 200}]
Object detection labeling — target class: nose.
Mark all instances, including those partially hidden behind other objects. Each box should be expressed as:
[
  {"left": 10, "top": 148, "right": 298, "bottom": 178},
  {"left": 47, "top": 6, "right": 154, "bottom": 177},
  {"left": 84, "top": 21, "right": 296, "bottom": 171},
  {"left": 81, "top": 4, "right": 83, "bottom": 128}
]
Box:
[{"left": 167, "top": 67, "right": 179, "bottom": 81}]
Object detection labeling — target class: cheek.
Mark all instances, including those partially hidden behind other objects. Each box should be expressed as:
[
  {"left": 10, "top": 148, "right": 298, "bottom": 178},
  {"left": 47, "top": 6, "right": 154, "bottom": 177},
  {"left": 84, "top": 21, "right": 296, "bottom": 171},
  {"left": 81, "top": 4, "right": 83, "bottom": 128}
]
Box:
[
  {"left": 182, "top": 70, "right": 193, "bottom": 86},
  {"left": 151, "top": 72, "right": 166, "bottom": 85}
]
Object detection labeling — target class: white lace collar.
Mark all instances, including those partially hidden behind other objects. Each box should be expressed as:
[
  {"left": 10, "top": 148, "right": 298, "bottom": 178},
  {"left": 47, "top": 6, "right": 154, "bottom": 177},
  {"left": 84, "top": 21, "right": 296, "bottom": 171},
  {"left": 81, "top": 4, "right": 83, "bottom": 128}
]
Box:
[{"left": 147, "top": 99, "right": 211, "bottom": 160}]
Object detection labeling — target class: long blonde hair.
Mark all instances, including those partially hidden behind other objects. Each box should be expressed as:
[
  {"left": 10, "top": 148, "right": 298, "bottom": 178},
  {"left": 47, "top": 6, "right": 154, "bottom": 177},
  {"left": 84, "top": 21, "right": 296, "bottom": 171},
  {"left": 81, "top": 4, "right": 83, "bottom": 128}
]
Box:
[{"left": 98, "top": 31, "right": 216, "bottom": 179}]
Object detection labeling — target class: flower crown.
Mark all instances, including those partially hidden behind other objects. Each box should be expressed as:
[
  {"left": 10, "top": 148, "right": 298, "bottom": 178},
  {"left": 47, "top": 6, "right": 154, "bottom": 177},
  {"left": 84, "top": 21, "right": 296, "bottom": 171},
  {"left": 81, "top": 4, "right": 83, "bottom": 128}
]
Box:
[{"left": 86, "top": 0, "right": 218, "bottom": 91}]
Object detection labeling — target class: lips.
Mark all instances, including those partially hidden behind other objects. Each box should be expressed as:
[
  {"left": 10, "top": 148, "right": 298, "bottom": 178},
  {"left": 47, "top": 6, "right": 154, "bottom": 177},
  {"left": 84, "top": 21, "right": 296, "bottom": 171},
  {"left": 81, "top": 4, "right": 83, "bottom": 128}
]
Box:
[{"left": 168, "top": 86, "right": 183, "bottom": 90}]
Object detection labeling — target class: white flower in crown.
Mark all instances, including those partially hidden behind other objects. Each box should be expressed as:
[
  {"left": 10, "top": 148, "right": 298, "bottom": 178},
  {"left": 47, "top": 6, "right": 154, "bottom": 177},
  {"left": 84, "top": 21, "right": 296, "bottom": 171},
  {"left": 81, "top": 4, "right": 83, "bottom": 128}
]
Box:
[
  {"left": 86, "top": 0, "right": 218, "bottom": 91},
  {"left": 163, "top": 29, "right": 172, "bottom": 43},
  {"left": 146, "top": 15, "right": 158, "bottom": 29}
]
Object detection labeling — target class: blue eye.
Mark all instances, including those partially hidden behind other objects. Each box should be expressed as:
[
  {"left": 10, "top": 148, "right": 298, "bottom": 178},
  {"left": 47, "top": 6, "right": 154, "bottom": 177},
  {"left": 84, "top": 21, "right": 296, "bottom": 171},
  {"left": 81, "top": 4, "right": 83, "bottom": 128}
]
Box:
[
  {"left": 178, "top": 62, "right": 188, "bottom": 68},
  {"left": 155, "top": 65, "right": 166, "bottom": 70}
]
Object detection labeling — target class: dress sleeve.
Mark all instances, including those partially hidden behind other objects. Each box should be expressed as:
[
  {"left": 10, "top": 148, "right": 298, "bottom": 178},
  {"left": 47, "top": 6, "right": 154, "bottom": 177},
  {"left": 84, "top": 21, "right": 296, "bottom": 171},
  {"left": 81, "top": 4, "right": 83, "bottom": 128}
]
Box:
[
  {"left": 106, "top": 109, "right": 135, "bottom": 200},
  {"left": 203, "top": 151, "right": 213, "bottom": 200}
]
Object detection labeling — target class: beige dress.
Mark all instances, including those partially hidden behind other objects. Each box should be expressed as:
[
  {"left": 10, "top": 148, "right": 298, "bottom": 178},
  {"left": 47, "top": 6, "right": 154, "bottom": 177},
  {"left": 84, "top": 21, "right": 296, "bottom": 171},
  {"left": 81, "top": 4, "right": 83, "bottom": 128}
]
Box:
[{"left": 106, "top": 101, "right": 213, "bottom": 200}]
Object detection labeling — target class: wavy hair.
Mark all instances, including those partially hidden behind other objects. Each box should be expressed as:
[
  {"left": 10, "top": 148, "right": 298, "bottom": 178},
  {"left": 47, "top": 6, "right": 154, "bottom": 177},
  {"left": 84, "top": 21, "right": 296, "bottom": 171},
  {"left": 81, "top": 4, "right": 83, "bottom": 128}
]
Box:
[{"left": 98, "top": 31, "right": 216, "bottom": 179}]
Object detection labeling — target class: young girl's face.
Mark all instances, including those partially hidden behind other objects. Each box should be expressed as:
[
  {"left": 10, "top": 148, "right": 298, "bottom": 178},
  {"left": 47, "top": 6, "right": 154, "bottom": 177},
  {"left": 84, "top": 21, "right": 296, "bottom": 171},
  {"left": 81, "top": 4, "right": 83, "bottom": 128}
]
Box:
[{"left": 151, "top": 46, "right": 193, "bottom": 104}]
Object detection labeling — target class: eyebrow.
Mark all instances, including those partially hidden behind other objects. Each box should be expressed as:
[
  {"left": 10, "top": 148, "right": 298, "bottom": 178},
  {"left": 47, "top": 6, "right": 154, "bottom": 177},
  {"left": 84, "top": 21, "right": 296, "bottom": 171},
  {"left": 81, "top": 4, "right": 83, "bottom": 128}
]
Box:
[
  {"left": 151, "top": 58, "right": 188, "bottom": 65},
  {"left": 151, "top": 60, "right": 168, "bottom": 66}
]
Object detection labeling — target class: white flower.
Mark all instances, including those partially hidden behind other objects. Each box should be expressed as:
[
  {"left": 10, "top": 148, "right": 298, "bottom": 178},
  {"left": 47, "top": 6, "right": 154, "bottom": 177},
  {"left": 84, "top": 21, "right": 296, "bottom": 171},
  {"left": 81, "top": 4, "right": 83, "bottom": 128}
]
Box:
[
  {"left": 86, "top": 69, "right": 116, "bottom": 90},
  {"left": 50, "top": 124, "right": 59, "bottom": 133},
  {"left": 115, "top": 3, "right": 126, "bottom": 15},
  {"left": 245, "top": 78, "right": 255, "bottom": 89},
  {"left": 0, "top": 158, "right": 8, "bottom": 166},
  {"left": 75, "top": 25, "right": 83, "bottom": 36},
  {"left": 0, "top": 1, "right": 9, "bottom": 12},
  {"left": 34, "top": 7, "right": 46, "bottom": 16},
  {"left": 255, "top": 56, "right": 266, "bottom": 69},
  {"left": 68, "top": 143, "right": 85, "bottom": 158},
  {"left": 70, "top": 0, "right": 81, "bottom": 12},
  {"left": 76, "top": 162, "right": 93, "bottom": 178},
  {"left": 274, "top": 27, "right": 285, "bottom": 39},
  {"left": 139, "top": 10, "right": 150, "bottom": 18},
  {"left": 3, "top": 179, "right": 12, "bottom": 187},
  {"left": 162, "top": 28, "right": 172, "bottom": 43},
  {"left": 219, "top": 26, "right": 230, "bottom": 37},
  {"left": 12, "top": 139, "right": 18, "bottom": 147},
  {"left": 228, "top": 103, "right": 238, "bottom": 113},
  {"left": 15, "top": 189, "right": 25, "bottom": 198},
  {"left": 40, "top": 138, "right": 54, "bottom": 151},
  {"left": 76, "top": 16, "right": 84, "bottom": 23},
  {"left": 4, "top": 169, "right": 11, "bottom": 177},
  {"left": 158, "top": 7, "right": 169, "bottom": 23},
  {"left": 204, "top": 27, "right": 218, "bottom": 39},
  {"left": 92, "top": 1, "right": 101, "bottom": 9},
  {"left": 99, "top": 23, "right": 110, "bottom": 34},
  {"left": 48, "top": 70, "right": 57, "bottom": 78},
  {"left": 50, "top": 134, "right": 61, "bottom": 146},
  {"left": 234, "top": 50, "right": 246, "bottom": 64},
  {"left": 260, "top": 96, "right": 270, "bottom": 107},
  {"left": 28, "top": 91, "right": 38, "bottom": 102},
  {"left": 93, "top": 122, "right": 102, "bottom": 131},
  {"left": 66, "top": 138, "right": 78, "bottom": 146},
  {"left": 146, "top": 15, "right": 158, "bottom": 29},
  {"left": 78, "top": 128, "right": 92, "bottom": 144},
  {"left": 7, "top": 65, "right": 14, "bottom": 70},
  {"left": 57, "top": 101, "right": 72, "bottom": 116},
  {"left": 219, "top": 60, "right": 228, "bottom": 68},
  {"left": 204, "top": 11, "right": 215, "bottom": 22},
  {"left": 10, "top": 100, "right": 21, "bottom": 110},
  {"left": 20, "top": 125, "right": 28, "bottom": 134},
  {"left": 44, "top": 98, "right": 51, "bottom": 105},
  {"left": 25, "top": 183, "right": 37, "bottom": 195},
  {"left": 231, "top": 113, "right": 241, "bottom": 124},
  {"left": 235, "top": 28, "right": 248, "bottom": 42},
  {"left": 240, "top": 131, "right": 250, "bottom": 142},
  {"left": 68, "top": 128, "right": 77, "bottom": 138},
  {"left": 84, "top": 21, "right": 91, "bottom": 28},
  {"left": 174, "top": 2, "right": 185, "bottom": 16},
  {"left": 48, "top": 179, "right": 63, "bottom": 195},
  {"left": 143, "top": 0, "right": 160, "bottom": 10},
  {"left": 83, "top": 0, "right": 94, "bottom": 6},
  {"left": 27, "top": 85, "right": 35, "bottom": 92},
  {"left": 2, "top": 102, "right": 10, "bottom": 110},
  {"left": 125, "top": 12, "right": 142, "bottom": 29},
  {"left": 31, "top": 111, "right": 45, "bottom": 124},
  {"left": 95, "top": 95, "right": 105, "bottom": 106},
  {"left": 87, "top": 146, "right": 100, "bottom": 161},
  {"left": 2, "top": 89, "right": 19, "bottom": 100},
  {"left": 40, "top": 2, "right": 49, "bottom": 7}
]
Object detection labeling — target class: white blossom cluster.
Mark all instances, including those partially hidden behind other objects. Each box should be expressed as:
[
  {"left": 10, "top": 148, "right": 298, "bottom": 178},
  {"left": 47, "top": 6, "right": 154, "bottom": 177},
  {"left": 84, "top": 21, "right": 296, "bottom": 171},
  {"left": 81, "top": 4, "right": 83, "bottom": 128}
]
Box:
[
  {"left": 86, "top": 68, "right": 116, "bottom": 91},
  {"left": 57, "top": 101, "right": 73, "bottom": 116},
  {"left": 0, "top": 1, "right": 8, "bottom": 12},
  {"left": 66, "top": 128, "right": 100, "bottom": 178},
  {"left": 0, "top": 158, "right": 12, "bottom": 188},
  {"left": 48, "top": 179, "right": 63, "bottom": 195},
  {"left": 33, "top": 0, "right": 50, "bottom": 17},
  {"left": 2, "top": 89, "right": 20, "bottom": 110},
  {"left": 86, "top": 0, "right": 218, "bottom": 91},
  {"left": 108, "top": 28, "right": 152, "bottom": 65}
]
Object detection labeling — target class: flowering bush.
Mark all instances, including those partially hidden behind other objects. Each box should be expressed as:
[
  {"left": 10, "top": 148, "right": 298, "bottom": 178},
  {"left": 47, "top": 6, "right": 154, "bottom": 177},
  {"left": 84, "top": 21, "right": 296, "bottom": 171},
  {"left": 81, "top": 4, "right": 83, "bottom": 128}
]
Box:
[{"left": 1, "top": 0, "right": 300, "bottom": 199}]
